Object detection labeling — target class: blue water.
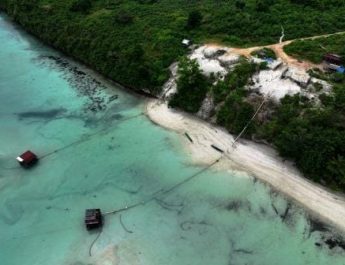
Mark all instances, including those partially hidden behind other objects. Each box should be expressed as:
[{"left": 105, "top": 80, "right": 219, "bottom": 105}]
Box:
[{"left": 0, "top": 13, "right": 345, "bottom": 265}]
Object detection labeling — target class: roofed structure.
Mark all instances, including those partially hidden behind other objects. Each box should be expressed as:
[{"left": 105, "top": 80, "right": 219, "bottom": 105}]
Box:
[
  {"left": 182, "top": 39, "right": 191, "bottom": 46},
  {"left": 16, "top": 150, "right": 38, "bottom": 168},
  {"left": 85, "top": 209, "right": 103, "bottom": 230},
  {"left": 324, "top": 54, "right": 343, "bottom": 65}
]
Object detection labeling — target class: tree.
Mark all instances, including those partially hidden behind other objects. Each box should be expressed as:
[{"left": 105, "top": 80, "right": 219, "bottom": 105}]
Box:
[
  {"left": 169, "top": 57, "right": 209, "bottom": 113},
  {"left": 186, "top": 10, "right": 202, "bottom": 29},
  {"left": 256, "top": 0, "right": 273, "bottom": 12},
  {"left": 235, "top": 0, "right": 246, "bottom": 10},
  {"left": 70, "top": 0, "right": 92, "bottom": 12},
  {"left": 217, "top": 90, "right": 255, "bottom": 135}
]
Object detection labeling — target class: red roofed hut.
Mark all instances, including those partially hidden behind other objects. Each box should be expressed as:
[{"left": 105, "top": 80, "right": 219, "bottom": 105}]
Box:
[
  {"left": 16, "top": 151, "right": 38, "bottom": 168},
  {"left": 85, "top": 209, "right": 103, "bottom": 230}
]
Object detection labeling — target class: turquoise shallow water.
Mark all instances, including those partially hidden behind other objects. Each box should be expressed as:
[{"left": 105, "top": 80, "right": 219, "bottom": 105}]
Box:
[{"left": 0, "top": 13, "right": 345, "bottom": 265}]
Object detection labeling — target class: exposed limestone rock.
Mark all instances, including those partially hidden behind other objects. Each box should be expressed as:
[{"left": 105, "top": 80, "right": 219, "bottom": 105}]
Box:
[
  {"left": 218, "top": 54, "right": 241, "bottom": 68},
  {"left": 190, "top": 47, "right": 227, "bottom": 77},
  {"left": 197, "top": 93, "right": 214, "bottom": 120},
  {"left": 268, "top": 59, "right": 283, "bottom": 70},
  {"left": 250, "top": 66, "right": 302, "bottom": 101},
  {"left": 310, "top": 78, "right": 332, "bottom": 93},
  {"left": 203, "top": 47, "right": 228, "bottom": 59},
  {"left": 282, "top": 67, "right": 311, "bottom": 87},
  {"left": 160, "top": 62, "right": 178, "bottom": 100}
]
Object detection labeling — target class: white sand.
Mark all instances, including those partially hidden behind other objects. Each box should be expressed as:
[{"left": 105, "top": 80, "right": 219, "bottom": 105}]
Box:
[{"left": 146, "top": 100, "right": 345, "bottom": 233}]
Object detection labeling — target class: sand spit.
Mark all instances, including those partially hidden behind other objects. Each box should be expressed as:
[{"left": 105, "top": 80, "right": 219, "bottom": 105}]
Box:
[{"left": 146, "top": 100, "right": 345, "bottom": 234}]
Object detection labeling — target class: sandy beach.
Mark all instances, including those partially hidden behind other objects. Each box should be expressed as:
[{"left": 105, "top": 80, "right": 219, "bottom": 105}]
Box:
[{"left": 146, "top": 99, "right": 345, "bottom": 233}]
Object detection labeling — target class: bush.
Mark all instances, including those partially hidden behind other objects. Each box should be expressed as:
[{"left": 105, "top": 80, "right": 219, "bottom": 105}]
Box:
[
  {"left": 261, "top": 90, "right": 345, "bottom": 190},
  {"left": 114, "top": 12, "right": 134, "bottom": 25},
  {"left": 284, "top": 35, "right": 345, "bottom": 64},
  {"left": 186, "top": 10, "right": 202, "bottom": 29},
  {"left": 70, "top": 0, "right": 92, "bottom": 12},
  {"left": 212, "top": 60, "right": 257, "bottom": 102},
  {"left": 169, "top": 57, "right": 210, "bottom": 113},
  {"left": 217, "top": 90, "right": 255, "bottom": 135}
]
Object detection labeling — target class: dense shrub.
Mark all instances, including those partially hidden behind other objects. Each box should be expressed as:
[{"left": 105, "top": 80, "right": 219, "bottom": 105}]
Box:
[
  {"left": 260, "top": 90, "right": 345, "bottom": 190},
  {"left": 187, "top": 10, "right": 202, "bottom": 29},
  {"left": 217, "top": 89, "right": 255, "bottom": 135},
  {"left": 284, "top": 35, "right": 345, "bottom": 64},
  {"left": 70, "top": 0, "right": 92, "bottom": 12},
  {"left": 2, "top": 0, "right": 345, "bottom": 191},
  {"left": 169, "top": 57, "right": 209, "bottom": 113},
  {"left": 212, "top": 60, "right": 257, "bottom": 104},
  {"left": 3, "top": 0, "right": 345, "bottom": 94}
]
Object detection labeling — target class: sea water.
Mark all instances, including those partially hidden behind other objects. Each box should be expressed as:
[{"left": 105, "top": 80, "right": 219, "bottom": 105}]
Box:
[{"left": 0, "top": 13, "right": 344, "bottom": 265}]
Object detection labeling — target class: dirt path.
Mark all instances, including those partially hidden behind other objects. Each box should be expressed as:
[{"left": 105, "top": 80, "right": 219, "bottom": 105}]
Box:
[
  {"left": 267, "top": 41, "right": 318, "bottom": 69},
  {"left": 211, "top": 30, "right": 345, "bottom": 70}
]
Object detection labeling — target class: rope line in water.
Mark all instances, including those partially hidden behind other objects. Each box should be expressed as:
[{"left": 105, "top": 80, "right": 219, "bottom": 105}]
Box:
[
  {"left": 102, "top": 157, "right": 221, "bottom": 217},
  {"left": 39, "top": 112, "right": 144, "bottom": 160},
  {"left": 1, "top": 113, "right": 144, "bottom": 171},
  {"left": 89, "top": 228, "right": 103, "bottom": 257},
  {"left": 159, "top": 158, "right": 221, "bottom": 197},
  {"left": 93, "top": 157, "right": 221, "bottom": 256},
  {"left": 119, "top": 214, "right": 133, "bottom": 233},
  {"left": 5, "top": 150, "right": 221, "bottom": 257}
]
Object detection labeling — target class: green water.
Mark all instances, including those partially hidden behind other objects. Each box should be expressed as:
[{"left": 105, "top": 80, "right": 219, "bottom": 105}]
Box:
[{"left": 0, "top": 14, "right": 344, "bottom": 265}]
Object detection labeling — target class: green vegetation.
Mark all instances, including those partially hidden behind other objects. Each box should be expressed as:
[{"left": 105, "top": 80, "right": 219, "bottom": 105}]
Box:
[
  {"left": 251, "top": 48, "right": 277, "bottom": 60},
  {"left": 2, "top": 0, "right": 345, "bottom": 94},
  {"left": 212, "top": 60, "right": 257, "bottom": 104},
  {"left": 172, "top": 58, "right": 259, "bottom": 135},
  {"left": 1, "top": 0, "right": 345, "bottom": 189},
  {"left": 169, "top": 57, "right": 210, "bottom": 113},
  {"left": 259, "top": 85, "right": 345, "bottom": 190},
  {"left": 70, "top": 0, "right": 92, "bottom": 12},
  {"left": 172, "top": 56, "right": 345, "bottom": 191},
  {"left": 217, "top": 90, "right": 255, "bottom": 134},
  {"left": 284, "top": 34, "right": 345, "bottom": 64},
  {"left": 214, "top": 61, "right": 258, "bottom": 135},
  {"left": 187, "top": 10, "right": 202, "bottom": 29}
]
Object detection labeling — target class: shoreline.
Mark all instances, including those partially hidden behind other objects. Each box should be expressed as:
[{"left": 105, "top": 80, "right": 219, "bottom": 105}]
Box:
[
  {"left": 146, "top": 99, "right": 345, "bottom": 234},
  {"left": 0, "top": 12, "right": 157, "bottom": 100},
  {"left": 2, "top": 8, "right": 345, "bottom": 235}
]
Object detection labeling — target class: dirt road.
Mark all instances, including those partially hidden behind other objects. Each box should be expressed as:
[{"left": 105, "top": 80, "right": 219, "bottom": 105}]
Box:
[{"left": 212, "top": 31, "right": 345, "bottom": 70}]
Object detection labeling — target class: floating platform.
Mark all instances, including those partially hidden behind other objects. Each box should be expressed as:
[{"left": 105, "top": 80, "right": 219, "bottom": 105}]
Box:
[
  {"left": 85, "top": 209, "right": 103, "bottom": 230},
  {"left": 16, "top": 150, "right": 38, "bottom": 168}
]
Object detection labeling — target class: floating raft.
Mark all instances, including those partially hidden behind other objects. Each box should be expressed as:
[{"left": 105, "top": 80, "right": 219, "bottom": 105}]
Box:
[
  {"left": 85, "top": 209, "right": 103, "bottom": 230},
  {"left": 211, "top": 144, "right": 224, "bottom": 153},
  {"left": 16, "top": 150, "right": 38, "bottom": 168}
]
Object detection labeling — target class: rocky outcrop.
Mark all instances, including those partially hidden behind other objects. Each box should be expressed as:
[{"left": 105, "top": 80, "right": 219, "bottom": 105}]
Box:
[
  {"left": 282, "top": 67, "right": 311, "bottom": 87},
  {"left": 197, "top": 93, "right": 215, "bottom": 120},
  {"left": 160, "top": 62, "right": 178, "bottom": 100}
]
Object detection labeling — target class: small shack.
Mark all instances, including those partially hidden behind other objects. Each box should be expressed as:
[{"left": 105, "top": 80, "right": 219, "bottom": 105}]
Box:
[
  {"left": 16, "top": 150, "right": 38, "bottom": 168},
  {"left": 324, "top": 54, "right": 343, "bottom": 65},
  {"left": 85, "top": 209, "right": 103, "bottom": 230},
  {"left": 182, "top": 39, "right": 192, "bottom": 47}
]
